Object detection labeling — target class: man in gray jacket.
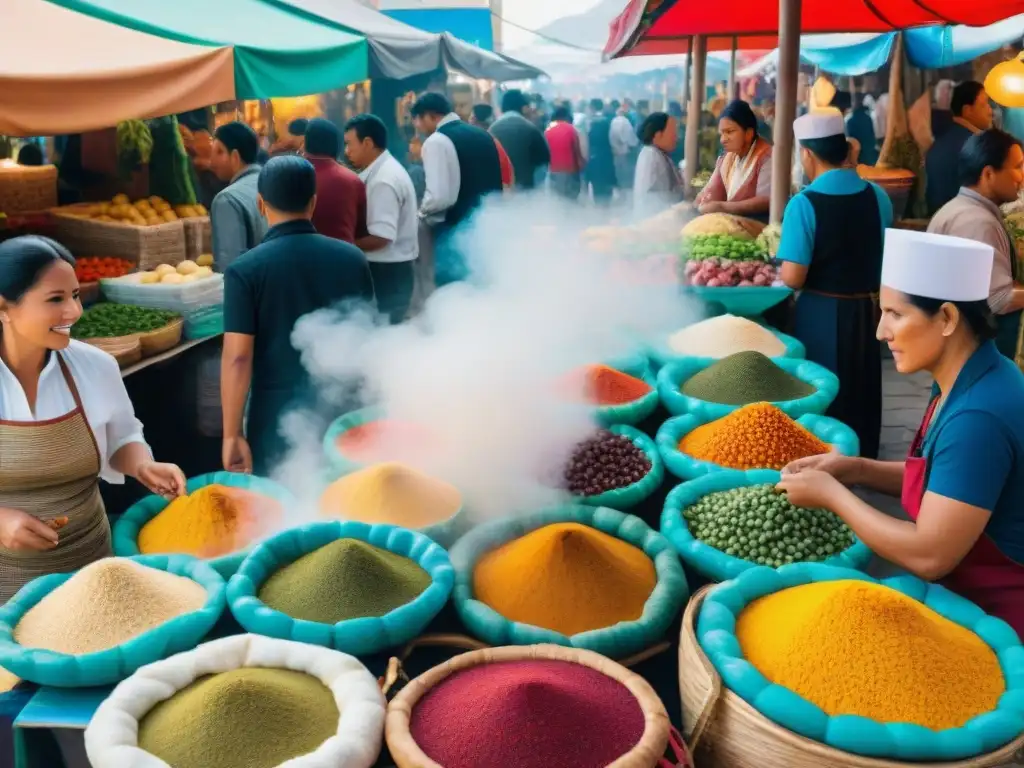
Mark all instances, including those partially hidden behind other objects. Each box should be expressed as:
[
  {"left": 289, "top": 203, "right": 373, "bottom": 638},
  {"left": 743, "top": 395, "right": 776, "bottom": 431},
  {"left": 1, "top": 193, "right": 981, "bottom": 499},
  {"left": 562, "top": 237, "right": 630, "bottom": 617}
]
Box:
[
  {"left": 209, "top": 122, "right": 267, "bottom": 271},
  {"left": 490, "top": 89, "right": 549, "bottom": 191}
]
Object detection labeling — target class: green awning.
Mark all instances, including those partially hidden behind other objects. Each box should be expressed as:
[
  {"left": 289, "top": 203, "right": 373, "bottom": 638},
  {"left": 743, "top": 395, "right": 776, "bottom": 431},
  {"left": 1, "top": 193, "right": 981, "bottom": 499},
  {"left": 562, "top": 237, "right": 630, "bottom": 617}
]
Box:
[{"left": 45, "top": 0, "right": 368, "bottom": 98}]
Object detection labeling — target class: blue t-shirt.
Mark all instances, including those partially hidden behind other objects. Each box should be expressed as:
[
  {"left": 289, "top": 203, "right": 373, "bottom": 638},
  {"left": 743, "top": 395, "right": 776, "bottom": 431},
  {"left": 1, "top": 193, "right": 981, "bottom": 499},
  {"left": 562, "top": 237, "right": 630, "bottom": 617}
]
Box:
[
  {"left": 923, "top": 341, "right": 1024, "bottom": 563},
  {"left": 777, "top": 169, "right": 893, "bottom": 267}
]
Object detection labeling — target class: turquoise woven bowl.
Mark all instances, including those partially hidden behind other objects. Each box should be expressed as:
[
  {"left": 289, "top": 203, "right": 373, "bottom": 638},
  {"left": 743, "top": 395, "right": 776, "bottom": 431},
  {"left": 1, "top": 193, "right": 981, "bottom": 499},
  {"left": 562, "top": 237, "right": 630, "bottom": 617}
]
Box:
[
  {"left": 699, "top": 565, "right": 1024, "bottom": 761},
  {"left": 570, "top": 425, "right": 665, "bottom": 511},
  {"left": 0, "top": 555, "right": 225, "bottom": 687},
  {"left": 228, "top": 521, "right": 453, "bottom": 656},
  {"left": 113, "top": 471, "right": 296, "bottom": 579},
  {"left": 449, "top": 505, "right": 688, "bottom": 660}
]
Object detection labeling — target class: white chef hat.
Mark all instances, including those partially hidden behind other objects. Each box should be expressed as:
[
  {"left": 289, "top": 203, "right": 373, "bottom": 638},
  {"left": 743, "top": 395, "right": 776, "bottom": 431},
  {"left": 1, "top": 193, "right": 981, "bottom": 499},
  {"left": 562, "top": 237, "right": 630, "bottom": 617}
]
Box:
[
  {"left": 881, "top": 228, "right": 994, "bottom": 302},
  {"left": 793, "top": 108, "right": 846, "bottom": 141}
]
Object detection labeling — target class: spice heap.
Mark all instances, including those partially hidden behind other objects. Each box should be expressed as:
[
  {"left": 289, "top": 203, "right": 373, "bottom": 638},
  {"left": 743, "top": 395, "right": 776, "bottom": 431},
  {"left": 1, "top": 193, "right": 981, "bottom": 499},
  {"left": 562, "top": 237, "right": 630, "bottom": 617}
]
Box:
[
  {"left": 410, "top": 659, "right": 645, "bottom": 768},
  {"left": 137, "top": 667, "right": 339, "bottom": 768},
  {"left": 679, "top": 403, "right": 829, "bottom": 470},
  {"left": 14, "top": 558, "right": 207, "bottom": 655},
  {"left": 319, "top": 462, "right": 461, "bottom": 529},
  {"left": 473, "top": 523, "right": 656, "bottom": 636},
  {"left": 334, "top": 419, "right": 434, "bottom": 465},
  {"left": 138, "top": 485, "right": 283, "bottom": 558},
  {"left": 71, "top": 304, "right": 179, "bottom": 339},
  {"left": 258, "top": 538, "right": 431, "bottom": 624},
  {"left": 683, "top": 483, "right": 853, "bottom": 566},
  {"left": 558, "top": 364, "right": 652, "bottom": 406},
  {"left": 736, "top": 580, "right": 1005, "bottom": 730},
  {"left": 564, "top": 430, "right": 652, "bottom": 496},
  {"left": 681, "top": 351, "right": 816, "bottom": 405},
  {"left": 667, "top": 314, "right": 785, "bottom": 358}
]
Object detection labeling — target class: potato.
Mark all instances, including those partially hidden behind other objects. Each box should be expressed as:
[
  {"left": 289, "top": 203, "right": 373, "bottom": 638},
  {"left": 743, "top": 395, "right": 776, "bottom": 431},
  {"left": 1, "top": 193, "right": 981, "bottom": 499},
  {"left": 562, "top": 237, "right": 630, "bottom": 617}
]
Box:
[
  {"left": 194, "top": 266, "right": 213, "bottom": 278},
  {"left": 180, "top": 274, "right": 199, "bottom": 283},
  {"left": 176, "top": 260, "right": 198, "bottom": 275},
  {"left": 154, "top": 264, "right": 176, "bottom": 277},
  {"left": 160, "top": 273, "right": 185, "bottom": 285},
  {"left": 196, "top": 253, "right": 214, "bottom": 268},
  {"left": 139, "top": 272, "right": 161, "bottom": 284}
]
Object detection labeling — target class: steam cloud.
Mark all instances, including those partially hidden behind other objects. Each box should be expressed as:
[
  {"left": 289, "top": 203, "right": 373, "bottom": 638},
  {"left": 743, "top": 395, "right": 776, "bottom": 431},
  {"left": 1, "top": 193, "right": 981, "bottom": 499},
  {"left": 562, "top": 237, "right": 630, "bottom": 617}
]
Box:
[{"left": 275, "top": 193, "right": 698, "bottom": 521}]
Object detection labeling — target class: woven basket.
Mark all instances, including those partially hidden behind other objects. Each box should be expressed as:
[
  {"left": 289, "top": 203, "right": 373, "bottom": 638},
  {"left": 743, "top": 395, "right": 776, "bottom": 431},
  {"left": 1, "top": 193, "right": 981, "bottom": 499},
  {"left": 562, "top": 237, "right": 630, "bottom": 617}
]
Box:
[
  {"left": 679, "top": 586, "right": 1024, "bottom": 768},
  {"left": 138, "top": 318, "right": 183, "bottom": 357},
  {"left": 84, "top": 336, "right": 142, "bottom": 369},
  {"left": 0, "top": 164, "right": 57, "bottom": 214},
  {"left": 52, "top": 206, "right": 186, "bottom": 268},
  {"left": 386, "top": 641, "right": 674, "bottom": 768},
  {"left": 182, "top": 216, "right": 211, "bottom": 262}
]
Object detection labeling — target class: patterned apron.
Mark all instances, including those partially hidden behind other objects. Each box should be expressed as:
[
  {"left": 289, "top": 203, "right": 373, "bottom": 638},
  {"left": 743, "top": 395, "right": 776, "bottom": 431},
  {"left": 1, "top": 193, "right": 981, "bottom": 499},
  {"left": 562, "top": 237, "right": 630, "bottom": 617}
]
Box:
[
  {"left": 0, "top": 354, "right": 111, "bottom": 602},
  {"left": 902, "top": 397, "right": 1024, "bottom": 638}
]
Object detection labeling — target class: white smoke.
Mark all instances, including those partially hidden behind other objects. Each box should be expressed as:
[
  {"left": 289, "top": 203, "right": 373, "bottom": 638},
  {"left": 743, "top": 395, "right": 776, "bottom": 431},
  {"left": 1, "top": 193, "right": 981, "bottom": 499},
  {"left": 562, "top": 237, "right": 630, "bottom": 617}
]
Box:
[{"left": 277, "top": 192, "right": 698, "bottom": 521}]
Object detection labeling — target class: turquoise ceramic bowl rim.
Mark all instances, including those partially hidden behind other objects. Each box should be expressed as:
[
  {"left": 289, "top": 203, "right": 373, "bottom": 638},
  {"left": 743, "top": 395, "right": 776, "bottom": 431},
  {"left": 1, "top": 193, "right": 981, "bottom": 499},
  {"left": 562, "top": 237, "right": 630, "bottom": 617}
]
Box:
[
  {"left": 112, "top": 472, "right": 297, "bottom": 577},
  {"left": 584, "top": 356, "right": 660, "bottom": 428},
  {"left": 449, "top": 504, "right": 689, "bottom": 659},
  {"left": 570, "top": 424, "right": 666, "bottom": 510},
  {"left": 321, "top": 405, "right": 386, "bottom": 477},
  {"left": 227, "top": 521, "right": 454, "bottom": 652},
  {"left": 660, "top": 471, "right": 872, "bottom": 581},
  {"left": 686, "top": 285, "right": 794, "bottom": 317},
  {"left": 655, "top": 413, "right": 860, "bottom": 482},
  {"left": 0, "top": 554, "right": 226, "bottom": 687},
  {"left": 698, "top": 565, "right": 1024, "bottom": 761},
  {"left": 656, "top": 356, "right": 840, "bottom": 420},
  {"left": 646, "top": 320, "right": 806, "bottom": 370}
]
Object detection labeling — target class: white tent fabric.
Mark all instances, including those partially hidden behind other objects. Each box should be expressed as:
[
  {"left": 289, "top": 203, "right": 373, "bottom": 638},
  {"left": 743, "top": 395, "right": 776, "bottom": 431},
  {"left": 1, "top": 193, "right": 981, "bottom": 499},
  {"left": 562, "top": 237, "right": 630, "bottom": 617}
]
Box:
[{"left": 273, "top": 0, "right": 544, "bottom": 81}]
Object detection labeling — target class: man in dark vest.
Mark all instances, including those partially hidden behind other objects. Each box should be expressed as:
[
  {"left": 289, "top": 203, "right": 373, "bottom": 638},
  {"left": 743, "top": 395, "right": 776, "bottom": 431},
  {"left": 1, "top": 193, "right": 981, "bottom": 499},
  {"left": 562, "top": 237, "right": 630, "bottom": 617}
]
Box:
[
  {"left": 411, "top": 92, "right": 503, "bottom": 287},
  {"left": 776, "top": 109, "right": 894, "bottom": 460}
]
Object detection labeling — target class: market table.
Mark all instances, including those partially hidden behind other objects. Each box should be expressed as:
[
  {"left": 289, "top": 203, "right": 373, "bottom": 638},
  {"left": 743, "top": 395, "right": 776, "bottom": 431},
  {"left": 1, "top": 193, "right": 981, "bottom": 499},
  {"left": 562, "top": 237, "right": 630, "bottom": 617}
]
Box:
[{"left": 119, "top": 334, "right": 221, "bottom": 379}]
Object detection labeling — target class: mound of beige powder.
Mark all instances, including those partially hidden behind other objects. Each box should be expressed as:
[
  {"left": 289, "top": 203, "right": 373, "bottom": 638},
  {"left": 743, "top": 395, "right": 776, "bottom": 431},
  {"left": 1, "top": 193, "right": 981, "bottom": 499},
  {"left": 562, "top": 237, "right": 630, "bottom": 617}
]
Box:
[
  {"left": 14, "top": 558, "right": 207, "bottom": 655},
  {"left": 667, "top": 314, "right": 786, "bottom": 358}
]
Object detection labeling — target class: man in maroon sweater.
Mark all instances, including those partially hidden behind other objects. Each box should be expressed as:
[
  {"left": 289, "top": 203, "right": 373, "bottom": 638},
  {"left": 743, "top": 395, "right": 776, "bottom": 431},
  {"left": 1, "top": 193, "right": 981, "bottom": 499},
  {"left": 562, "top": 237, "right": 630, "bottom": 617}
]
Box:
[{"left": 303, "top": 118, "right": 366, "bottom": 244}]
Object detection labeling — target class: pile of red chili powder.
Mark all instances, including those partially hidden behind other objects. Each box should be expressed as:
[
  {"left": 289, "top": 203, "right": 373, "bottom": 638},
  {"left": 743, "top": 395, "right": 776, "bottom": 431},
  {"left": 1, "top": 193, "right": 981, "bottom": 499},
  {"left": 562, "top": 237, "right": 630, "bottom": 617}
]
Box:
[
  {"left": 409, "top": 659, "right": 645, "bottom": 768},
  {"left": 334, "top": 419, "right": 434, "bottom": 464},
  {"left": 560, "top": 364, "right": 652, "bottom": 406}
]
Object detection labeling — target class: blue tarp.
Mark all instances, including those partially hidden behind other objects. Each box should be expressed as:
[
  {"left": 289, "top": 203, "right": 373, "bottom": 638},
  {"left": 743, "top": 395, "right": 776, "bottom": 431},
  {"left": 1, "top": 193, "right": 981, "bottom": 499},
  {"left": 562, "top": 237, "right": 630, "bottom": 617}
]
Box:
[{"left": 748, "top": 16, "right": 1024, "bottom": 76}]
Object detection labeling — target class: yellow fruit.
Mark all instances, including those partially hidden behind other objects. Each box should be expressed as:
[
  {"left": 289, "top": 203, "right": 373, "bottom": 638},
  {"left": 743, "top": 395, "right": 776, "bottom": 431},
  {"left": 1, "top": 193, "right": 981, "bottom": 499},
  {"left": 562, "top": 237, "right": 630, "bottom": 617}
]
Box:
[
  {"left": 134, "top": 200, "right": 152, "bottom": 211},
  {"left": 160, "top": 273, "right": 185, "bottom": 285},
  {"left": 98, "top": 203, "right": 111, "bottom": 215},
  {"left": 139, "top": 272, "right": 161, "bottom": 285},
  {"left": 180, "top": 274, "right": 199, "bottom": 283},
  {"left": 97, "top": 215, "right": 115, "bottom": 222},
  {"left": 194, "top": 266, "right": 213, "bottom": 278},
  {"left": 153, "top": 202, "right": 171, "bottom": 214},
  {"left": 173, "top": 205, "right": 191, "bottom": 218},
  {"left": 176, "top": 260, "right": 199, "bottom": 275},
  {"left": 161, "top": 210, "right": 177, "bottom": 223},
  {"left": 196, "top": 254, "right": 214, "bottom": 268},
  {"left": 194, "top": 204, "right": 208, "bottom": 217},
  {"left": 154, "top": 264, "right": 176, "bottom": 277},
  {"left": 149, "top": 196, "right": 166, "bottom": 207},
  {"left": 111, "top": 194, "right": 129, "bottom": 206}
]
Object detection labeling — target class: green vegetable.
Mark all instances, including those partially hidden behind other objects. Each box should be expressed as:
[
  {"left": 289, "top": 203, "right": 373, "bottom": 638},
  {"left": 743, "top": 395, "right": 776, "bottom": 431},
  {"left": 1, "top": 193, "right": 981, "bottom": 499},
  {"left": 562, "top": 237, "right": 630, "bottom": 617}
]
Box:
[
  {"left": 72, "top": 303, "right": 179, "bottom": 340},
  {"left": 682, "top": 483, "right": 854, "bottom": 567},
  {"left": 681, "top": 233, "right": 770, "bottom": 263}
]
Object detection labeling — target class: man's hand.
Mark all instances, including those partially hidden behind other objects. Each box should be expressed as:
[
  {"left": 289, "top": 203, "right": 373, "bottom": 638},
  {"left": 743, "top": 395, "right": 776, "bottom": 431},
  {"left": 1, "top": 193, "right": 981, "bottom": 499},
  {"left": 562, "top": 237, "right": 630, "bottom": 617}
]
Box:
[{"left": 223, "top": 436, "right": 253, "bottom": 474}]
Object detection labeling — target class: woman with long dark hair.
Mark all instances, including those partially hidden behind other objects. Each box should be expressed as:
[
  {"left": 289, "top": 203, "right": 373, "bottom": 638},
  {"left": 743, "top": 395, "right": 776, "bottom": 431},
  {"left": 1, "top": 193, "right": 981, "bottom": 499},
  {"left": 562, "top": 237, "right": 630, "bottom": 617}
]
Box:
[
  {"left": 694, "top": 99, "right": 772, "bottom": 222},
  {"left": 779, "top": 229, "right": 1024, "bottom": 639}
]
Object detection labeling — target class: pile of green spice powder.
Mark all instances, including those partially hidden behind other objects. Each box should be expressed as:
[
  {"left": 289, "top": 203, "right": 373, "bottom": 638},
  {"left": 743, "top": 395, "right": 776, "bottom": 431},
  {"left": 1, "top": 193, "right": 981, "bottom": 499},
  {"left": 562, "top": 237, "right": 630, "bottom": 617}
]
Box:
[
  {"left": 683, "top": 484, "right": 854, "bottom": 566},
  {"left": 137, "top": 667, "right": 338, "bottom": 768},
  {"left": 258, "top": 538, "right": 432, "bottom": 623},
  {"left": 681, "top": 351, "right": 816, "bottom": 405}
]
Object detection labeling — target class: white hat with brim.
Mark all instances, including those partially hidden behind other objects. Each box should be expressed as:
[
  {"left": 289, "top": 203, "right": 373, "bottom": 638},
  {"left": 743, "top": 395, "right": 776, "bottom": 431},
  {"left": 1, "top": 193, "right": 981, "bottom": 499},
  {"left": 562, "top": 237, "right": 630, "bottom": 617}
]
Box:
[
  {"left": 794, "top": 108, "right": 846, "bottom": 141},
  {"left": 881, "top": 228, "right": 994, "bottom": 303}
]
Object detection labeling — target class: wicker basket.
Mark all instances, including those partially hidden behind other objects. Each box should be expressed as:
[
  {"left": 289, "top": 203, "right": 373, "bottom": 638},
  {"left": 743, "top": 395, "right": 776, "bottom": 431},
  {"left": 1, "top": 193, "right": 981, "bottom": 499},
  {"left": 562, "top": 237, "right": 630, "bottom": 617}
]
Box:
[
  {"left": 83, "top": 336, "right": 142, "bottom": 369},
  {"left": 182, "top": 216, "right": 211, "bottom": 263},
  {"left": 138, "top": 318, "right": 183, "bottom": 357},
  {"left": 0, "top": 164, "right": 58, "bottom": 214},
  {"left": 386, "top": 642, "right": 673, "bottom": 768},
  {"left": 679, "top": 586, "right": 1024, "bottom": 768},
  {"left": 52, "top": 206, "right": 186, "bottom": 269},
  {"left": 79, "top": 281, "right": 101, "bottom": 307}
]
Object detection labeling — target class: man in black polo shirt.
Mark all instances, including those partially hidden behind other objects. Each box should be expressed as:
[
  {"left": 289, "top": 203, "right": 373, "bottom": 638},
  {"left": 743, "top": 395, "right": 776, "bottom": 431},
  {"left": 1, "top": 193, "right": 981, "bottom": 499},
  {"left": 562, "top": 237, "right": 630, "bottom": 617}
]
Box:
[{"left": 221, "top": 156, "right": 374, "bottom": 476}]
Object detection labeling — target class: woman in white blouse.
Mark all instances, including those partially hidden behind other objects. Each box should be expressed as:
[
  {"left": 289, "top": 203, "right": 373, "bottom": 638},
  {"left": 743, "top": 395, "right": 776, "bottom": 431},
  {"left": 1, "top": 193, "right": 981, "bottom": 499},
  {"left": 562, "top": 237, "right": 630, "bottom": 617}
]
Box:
[{"left": 0, "top": 236, "right": 185, "bottom": 601}]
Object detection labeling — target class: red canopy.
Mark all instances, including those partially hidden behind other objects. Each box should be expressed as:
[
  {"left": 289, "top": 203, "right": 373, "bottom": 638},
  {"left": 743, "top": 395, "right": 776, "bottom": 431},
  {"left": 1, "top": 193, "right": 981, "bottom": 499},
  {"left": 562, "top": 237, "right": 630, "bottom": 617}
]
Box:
[{"left": 606, "top": 0, "right": 1024, "bottom": 58}]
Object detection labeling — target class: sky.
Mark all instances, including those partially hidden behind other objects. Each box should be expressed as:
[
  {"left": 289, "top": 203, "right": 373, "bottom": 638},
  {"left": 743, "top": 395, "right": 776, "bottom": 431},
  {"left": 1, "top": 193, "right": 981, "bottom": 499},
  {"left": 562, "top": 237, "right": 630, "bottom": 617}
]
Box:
[{"left": 499, "top": 0, "right": 612, "bottom": 49}]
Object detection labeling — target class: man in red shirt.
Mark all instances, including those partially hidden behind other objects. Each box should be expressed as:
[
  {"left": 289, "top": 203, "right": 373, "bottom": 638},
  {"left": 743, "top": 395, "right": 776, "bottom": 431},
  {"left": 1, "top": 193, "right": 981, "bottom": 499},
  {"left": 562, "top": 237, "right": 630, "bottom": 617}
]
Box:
[
  {"left": 545, "top": 104, "right": 585, "bottom": 200},
  {"left": 471, "top": 104, "right": 515, "bottom": 189},
  {"left": 303, "top": 118, "right": 366, "bottom": 244}
]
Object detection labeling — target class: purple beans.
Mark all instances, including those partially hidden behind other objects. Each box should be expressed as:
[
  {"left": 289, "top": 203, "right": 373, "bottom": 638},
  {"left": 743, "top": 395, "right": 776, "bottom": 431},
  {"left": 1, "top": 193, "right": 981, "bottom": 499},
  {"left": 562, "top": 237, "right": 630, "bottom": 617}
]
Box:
[{"left": 564, "top": 430, "right": 652, "bottom": 496}]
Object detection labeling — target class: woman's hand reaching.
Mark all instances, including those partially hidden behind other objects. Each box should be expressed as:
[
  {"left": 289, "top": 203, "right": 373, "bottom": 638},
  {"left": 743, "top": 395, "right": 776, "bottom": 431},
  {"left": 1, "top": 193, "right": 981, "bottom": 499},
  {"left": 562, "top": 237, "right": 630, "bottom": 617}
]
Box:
[
  {"left": 0, "top": 508, "right": 59, "bottom": 552},
  {"left": 782, "top": 451, "right": 862, "bottom": 485}
]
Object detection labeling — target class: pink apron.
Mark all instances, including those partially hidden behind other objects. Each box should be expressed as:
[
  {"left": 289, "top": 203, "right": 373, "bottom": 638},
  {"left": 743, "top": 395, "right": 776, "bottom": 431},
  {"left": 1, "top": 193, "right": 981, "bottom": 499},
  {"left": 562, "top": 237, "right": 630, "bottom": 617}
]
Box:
[{"left": 902, "top": 398, "right": 1024, "bottom": 638}]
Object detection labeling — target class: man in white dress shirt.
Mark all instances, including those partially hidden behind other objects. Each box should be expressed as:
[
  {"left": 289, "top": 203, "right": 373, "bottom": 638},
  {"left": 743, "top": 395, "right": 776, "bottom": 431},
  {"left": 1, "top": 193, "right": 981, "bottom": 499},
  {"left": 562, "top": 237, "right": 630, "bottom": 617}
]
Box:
[
  {"left": 410, "top": 92, "right": 502, "bottom": 287},
  {"left": 609, "top": 100, "right": 639, "bottom": 196},
  {"left": 343, "top": 114, "right": 419, "bottom": 324}
]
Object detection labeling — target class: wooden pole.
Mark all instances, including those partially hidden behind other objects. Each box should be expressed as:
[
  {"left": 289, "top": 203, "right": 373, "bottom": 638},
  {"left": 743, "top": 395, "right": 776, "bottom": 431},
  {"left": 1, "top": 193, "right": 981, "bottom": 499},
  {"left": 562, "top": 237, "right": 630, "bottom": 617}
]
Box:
[
  {"left": 770, "top": 0, "right": 802, "bottom": 224},
  {"left": 729, "top": 37, "right": 738, "bottom": 99},
  {"left": 681, "top": 36, "right": 692, "bottom": 109},
  {"left": 684, "top": 34, "right": 708, "bottom": 197}
]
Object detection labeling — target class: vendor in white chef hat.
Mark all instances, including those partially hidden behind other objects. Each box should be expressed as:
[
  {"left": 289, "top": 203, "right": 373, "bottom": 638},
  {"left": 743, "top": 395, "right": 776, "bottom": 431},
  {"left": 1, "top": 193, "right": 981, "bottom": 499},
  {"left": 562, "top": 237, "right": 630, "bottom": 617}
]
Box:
[{"left": 779, "top": 228, "right": 1024, "bottom": 638}]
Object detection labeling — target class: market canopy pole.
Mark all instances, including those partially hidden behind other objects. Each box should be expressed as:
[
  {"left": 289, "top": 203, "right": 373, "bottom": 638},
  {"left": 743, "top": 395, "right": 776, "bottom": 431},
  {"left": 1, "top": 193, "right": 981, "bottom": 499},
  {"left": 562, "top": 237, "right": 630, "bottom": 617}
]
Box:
[
  {"left": 728, "top": 37, "right": 738, "bottom": 98},
  {"left": 770, "top": 0, "right": 802, "bottom": 224},
  {"left": 681, "top": 37, "right": 692, "bottom": 109},
  {"left": 684, "top": 34, "right": 708, "bottom": 197}
]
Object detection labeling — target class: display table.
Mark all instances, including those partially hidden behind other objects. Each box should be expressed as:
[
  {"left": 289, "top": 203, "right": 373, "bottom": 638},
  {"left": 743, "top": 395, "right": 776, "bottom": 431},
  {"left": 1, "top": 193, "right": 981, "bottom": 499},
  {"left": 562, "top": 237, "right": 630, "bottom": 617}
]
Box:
[{"left": 120, "top": 333, "right": 221, "bottom": 379}]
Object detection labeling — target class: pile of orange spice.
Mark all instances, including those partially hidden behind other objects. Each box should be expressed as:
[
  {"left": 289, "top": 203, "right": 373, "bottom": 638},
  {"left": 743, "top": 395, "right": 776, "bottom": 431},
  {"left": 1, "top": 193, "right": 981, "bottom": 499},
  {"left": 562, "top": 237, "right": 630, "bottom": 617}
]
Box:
[
  {"left": 560, "top": 364, "right": 652, "bottom": 406},
  {"left": 679, "top": 402, "right": 829, "bottom": 470}
]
